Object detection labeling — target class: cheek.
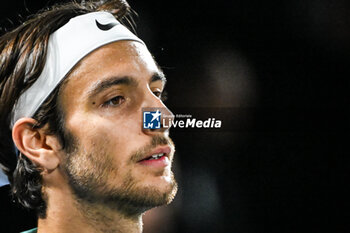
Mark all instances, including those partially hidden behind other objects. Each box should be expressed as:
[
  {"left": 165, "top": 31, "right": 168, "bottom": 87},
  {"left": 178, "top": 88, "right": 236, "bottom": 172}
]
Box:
[
  {"left": 65, "top": 130, "right": 122, "bottom": 187},
  {"left": 72, "top": 121, "right": 129, "bottom": 166},
  {"left": 66, "top": 110, "right": 145, "bottom": 166}
]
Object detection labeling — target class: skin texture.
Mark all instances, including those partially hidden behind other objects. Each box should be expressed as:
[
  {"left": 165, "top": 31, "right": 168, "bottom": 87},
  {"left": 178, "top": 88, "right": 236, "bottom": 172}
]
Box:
[{"left": 12, "top": 41, "right": 177, "bottom": 233}]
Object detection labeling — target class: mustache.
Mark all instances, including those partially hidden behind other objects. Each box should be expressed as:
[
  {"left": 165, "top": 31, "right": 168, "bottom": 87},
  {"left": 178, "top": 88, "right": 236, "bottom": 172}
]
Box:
[{"left": 129, "top": 135, "right": 174, "bottom": 163}]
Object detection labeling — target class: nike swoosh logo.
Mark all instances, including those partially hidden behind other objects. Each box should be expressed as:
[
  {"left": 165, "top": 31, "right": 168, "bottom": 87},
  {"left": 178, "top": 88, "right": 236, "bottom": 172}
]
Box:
[{"left": 95, "top": 20, "right": 118, "bottom": 31}]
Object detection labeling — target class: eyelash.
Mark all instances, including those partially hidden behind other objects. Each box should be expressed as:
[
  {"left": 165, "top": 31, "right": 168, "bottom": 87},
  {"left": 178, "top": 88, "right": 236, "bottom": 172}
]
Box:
[
  {"left": 153, "top": 90, "right": 168, "bottom": 102},
  {"left": 102, "top": 90, "right": 167, "bottom": 108},
  {"left": 153, "top": 91, "right": 162, "bottom": 97},
  {"left": 102, "top": 96, "right": 125, "bottom": 107}
]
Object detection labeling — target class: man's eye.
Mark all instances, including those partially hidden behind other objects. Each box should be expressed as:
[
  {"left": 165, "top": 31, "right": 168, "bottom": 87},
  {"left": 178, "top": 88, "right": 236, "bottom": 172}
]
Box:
[
  {"left": 102, "top": 96, "right": 125, "bottom": 107},
  {"left": 153, "top": 91, "right": 162, "bottom": 98},
  {"left": 153, "top": 90, "right": 167, "bottom": 102}
]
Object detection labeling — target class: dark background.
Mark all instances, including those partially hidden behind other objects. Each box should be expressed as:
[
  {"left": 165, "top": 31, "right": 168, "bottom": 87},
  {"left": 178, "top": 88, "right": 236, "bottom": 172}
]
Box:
[{"left": 0, "top": 0, "right": 348, "bottom": 232}]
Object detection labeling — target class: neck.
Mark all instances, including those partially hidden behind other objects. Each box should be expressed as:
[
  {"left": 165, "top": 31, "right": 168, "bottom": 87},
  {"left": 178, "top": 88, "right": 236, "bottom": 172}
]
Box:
[{"left": 37, "top": 183, "right": 143, "bottom": 233}]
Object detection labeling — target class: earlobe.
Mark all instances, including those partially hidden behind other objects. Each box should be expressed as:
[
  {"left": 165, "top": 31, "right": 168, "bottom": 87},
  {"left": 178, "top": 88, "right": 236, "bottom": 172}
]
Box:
[{"left": 12, "top": 118, "right": 60, "bottom": 172}]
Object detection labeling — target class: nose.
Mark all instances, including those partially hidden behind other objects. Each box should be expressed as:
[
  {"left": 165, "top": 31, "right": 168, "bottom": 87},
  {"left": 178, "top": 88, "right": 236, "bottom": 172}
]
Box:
[{"left": 142, "top": 90, "right": 174, "bottom": 135}]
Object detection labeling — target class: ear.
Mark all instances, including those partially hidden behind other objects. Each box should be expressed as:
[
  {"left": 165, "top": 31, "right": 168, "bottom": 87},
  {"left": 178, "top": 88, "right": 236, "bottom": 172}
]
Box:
[{"left": 12, "top": 118, "right": 61, "bottom": 172}]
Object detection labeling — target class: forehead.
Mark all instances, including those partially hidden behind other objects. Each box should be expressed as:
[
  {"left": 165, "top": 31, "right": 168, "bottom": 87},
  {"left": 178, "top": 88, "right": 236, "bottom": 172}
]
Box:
[
  {"left": 69, "top": 40, "right": 158, "bottom": 83},
  {"left": 60, "top": 40, "right": 160, "bottom": 100}
]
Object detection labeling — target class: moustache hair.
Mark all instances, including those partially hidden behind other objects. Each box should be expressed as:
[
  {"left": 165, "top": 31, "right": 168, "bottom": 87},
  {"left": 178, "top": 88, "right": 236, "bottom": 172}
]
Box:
[{"left": 129, "top": 135, "right": 174, "bottom": 163}]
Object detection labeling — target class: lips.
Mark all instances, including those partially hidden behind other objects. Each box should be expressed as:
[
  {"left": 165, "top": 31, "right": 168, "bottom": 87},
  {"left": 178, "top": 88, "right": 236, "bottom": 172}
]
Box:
[
  {"left": 138, "top": 146, "right": 171, "bottom": 162},
  {"left": 137, "top": 146, "right": 172, "bottom": 167}
]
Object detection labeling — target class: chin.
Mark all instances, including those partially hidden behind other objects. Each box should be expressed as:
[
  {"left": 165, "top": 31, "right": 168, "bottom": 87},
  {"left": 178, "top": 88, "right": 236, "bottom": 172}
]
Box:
[
  {"left": 140, "top": 173, "right": 178, "bottom": 204},
  {"left": 141, "top": 171, "right": 175, "bottom": 192}
]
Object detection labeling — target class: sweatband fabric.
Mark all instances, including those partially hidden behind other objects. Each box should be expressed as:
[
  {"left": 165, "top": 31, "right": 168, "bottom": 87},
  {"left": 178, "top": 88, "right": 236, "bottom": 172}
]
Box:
[{"left": 11, "top": 12, "right": 144, "bottom": 128}]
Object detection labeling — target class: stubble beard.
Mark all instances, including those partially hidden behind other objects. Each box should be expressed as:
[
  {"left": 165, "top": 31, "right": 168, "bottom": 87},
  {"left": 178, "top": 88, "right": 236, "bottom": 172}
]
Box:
[{"left": 61, "top": 134, "right": 178, "bottom": 217}]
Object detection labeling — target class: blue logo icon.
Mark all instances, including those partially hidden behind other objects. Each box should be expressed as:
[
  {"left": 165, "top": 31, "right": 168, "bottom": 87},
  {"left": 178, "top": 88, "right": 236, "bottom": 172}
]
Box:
[{"left": 143, "top": 110, "right": 161, "bottom": 129}]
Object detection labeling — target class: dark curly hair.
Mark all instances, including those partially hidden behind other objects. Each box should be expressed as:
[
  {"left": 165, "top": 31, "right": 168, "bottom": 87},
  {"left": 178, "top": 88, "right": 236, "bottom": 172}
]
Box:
[{"left": 0, "top": 0, "right": 135, "bottom": 218}]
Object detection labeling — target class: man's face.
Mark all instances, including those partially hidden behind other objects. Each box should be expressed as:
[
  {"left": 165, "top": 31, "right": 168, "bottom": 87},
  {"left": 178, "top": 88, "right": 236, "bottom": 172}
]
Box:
[{"left": 57, "top": 41, "right": 177, "bottom": 214}]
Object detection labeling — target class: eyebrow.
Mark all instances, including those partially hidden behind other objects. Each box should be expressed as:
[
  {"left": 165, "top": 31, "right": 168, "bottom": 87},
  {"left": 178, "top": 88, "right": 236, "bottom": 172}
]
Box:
[
  {"left": 151, "top": 71, "right": 167, "bottom": 84},
  {"left": 87, "top": 72, "right": 167, "bottom": 99}
]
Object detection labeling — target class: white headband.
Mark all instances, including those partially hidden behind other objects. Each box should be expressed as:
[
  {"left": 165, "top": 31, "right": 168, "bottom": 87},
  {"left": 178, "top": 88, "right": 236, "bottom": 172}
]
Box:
[{"left": 11, "top": 12, "right": 144, "bottom": 128}]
